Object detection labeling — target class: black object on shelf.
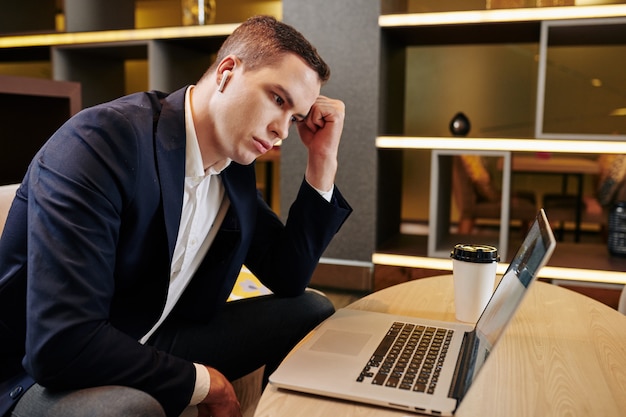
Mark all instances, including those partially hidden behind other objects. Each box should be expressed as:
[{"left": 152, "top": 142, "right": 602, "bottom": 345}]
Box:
[
  {"left": 608, "top": 202, "right": 626, "bottom": 257},
  {"left": 449, "top": 112, "right": 471, "bottom": 136}
]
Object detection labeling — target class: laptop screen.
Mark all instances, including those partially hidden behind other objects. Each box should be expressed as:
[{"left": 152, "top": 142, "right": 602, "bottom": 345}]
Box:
[{"left": 463, "top": 209, "right": 556, "bottom": 395}]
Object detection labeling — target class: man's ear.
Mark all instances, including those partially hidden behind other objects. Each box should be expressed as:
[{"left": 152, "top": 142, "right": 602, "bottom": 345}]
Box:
[{"left": 215, "top": 55, "right": 238, "bottom": 90}]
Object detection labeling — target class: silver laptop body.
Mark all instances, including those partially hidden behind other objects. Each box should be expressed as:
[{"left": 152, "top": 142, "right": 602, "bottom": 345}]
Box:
[{"left": 269, "top": 209, "right": 556, "bottom": 415}]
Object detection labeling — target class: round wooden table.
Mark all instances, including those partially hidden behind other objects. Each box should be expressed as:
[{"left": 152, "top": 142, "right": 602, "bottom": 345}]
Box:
[{"left": 253, "top": 275, "right": 626, "bottom": 417}]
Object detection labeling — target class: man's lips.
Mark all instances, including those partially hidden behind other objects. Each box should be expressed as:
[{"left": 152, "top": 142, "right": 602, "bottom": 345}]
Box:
[{"left": 253, "top": 137, "right": 272, "bottom": 154}]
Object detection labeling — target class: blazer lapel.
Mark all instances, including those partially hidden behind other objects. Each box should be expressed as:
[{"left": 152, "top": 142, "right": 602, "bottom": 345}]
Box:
[
  {"left": 201, "top": 163, "right": 257, "bottom": 264},
  {"left": 220, "top": 162, "right": 257, "bottom": 235},
  {"left": 153, "top": 88, "right": 187, "bottom": 260}
]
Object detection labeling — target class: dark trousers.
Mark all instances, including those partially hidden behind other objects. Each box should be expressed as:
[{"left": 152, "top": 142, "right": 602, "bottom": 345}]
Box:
[{"left": 12, "top": 290, "right": 334, "bottom": 417}]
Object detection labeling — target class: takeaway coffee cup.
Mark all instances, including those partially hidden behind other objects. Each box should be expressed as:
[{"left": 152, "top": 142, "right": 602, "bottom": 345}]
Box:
[{"left": 450, "top": 244, "right": 499, "bottom": 323}]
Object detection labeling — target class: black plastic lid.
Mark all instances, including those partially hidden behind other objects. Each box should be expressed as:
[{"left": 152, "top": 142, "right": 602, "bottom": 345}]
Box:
[{"left": 450, "top": 244, "right": 499, "bottom": 263}]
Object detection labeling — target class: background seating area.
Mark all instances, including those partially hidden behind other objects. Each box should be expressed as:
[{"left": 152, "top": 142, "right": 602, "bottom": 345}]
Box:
[{"left": 452, "top": 154, "right": 537, "bottom": 234}]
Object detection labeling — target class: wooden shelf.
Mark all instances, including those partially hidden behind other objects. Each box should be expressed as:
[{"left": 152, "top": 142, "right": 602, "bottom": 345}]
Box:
[
  {"left": 7, "top": 29, "right": 234, "bottom": 109},
  {"left": 379, "top": 5, "right": 626, "bottom": 28},
  {"left": 0, "top": 24, "right": 238, "bottom": 107},
  {"left": 376, "top": 136, "right": 626, "bottom": 153},
  {"left": 373, "top": 236, "right": 626, "bottom": 286},
  {"left": 380, "top": 5, "right": 626, "bottom": 45},
  {"left": 0, "top": 24, "right": 238, "bottom": 50}
]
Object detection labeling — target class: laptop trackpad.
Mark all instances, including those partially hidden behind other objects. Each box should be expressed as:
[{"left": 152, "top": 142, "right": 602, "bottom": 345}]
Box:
[{"left": 309, "top": 329, "right": 372, "bottom": 356}]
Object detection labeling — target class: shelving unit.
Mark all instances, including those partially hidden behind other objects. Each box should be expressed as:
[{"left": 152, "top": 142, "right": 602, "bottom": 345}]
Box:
[
  {"left": 0, "top": 0, "right": 281, "bottom": 206},
  {"left": 0, "top": 24, "right": 236, "bottom": 107},
  {"left": 2, "top": 1, "right": 626, "bottom": 295},
  {"left": 375, "top": 5, "right": 626, "bottom": 289},
  {"left": 0, "top": 0, "right": 282, "bottom": 107}
]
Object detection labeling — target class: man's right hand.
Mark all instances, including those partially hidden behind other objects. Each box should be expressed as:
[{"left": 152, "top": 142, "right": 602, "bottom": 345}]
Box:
[{"left": 198, "top": 367, "right": 242, "bottom": 417}]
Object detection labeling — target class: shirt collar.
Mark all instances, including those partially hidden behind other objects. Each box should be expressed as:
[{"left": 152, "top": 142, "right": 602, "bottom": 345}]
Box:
[{"left": 184, "top": 86, "right": 231, "bottom": 178}]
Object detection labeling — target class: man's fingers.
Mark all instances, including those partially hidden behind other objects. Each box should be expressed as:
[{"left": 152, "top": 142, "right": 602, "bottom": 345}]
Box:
[
  {"left": 304, "top": 112, "right": 324, "bottom": 132},
  {"left": 303, "top": 97, "right": 340, "bottom": 132}
]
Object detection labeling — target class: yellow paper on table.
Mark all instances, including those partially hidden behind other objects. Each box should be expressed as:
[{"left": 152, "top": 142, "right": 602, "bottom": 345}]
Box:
[{"left": 228, "top": 267, "right": 272, "bottom": 301}]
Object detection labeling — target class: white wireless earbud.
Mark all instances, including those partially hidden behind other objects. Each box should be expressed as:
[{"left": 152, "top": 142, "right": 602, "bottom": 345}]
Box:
[{"left": 218, "top": 70, "right": 231, "bottom": 93}]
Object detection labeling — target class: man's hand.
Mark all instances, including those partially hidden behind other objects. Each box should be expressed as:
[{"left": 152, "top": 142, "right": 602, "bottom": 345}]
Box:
[
  {"left": 198, "top": 367, "right": 242, "bottom": 417},
  {"left": 296, "top": 96, "right": 345, "bottom": 193}
]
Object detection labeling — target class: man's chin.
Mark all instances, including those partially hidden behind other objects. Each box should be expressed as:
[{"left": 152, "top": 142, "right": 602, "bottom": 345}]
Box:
[{"left": 233, "top": 154, "right": 258, "bottom": 166}]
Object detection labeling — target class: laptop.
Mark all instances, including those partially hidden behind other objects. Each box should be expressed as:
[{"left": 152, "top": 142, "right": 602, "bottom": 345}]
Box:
[{"left": 269, "top": 209, "right": 556, "bottom": 415}]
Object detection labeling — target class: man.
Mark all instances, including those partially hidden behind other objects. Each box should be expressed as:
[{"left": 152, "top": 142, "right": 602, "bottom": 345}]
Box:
[{"left": 0, "top": 15, "right": 351, "bottom": 417}]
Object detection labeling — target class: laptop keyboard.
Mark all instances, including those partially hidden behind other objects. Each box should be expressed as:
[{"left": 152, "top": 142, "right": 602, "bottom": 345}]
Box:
[{"left": 356, "top": 322, "right": 454, "bottom": 395}]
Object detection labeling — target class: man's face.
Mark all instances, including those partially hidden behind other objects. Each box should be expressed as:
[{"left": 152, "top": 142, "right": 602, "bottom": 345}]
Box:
[{"left": 212, "top": 53, "right": 321, "bottom": 165}]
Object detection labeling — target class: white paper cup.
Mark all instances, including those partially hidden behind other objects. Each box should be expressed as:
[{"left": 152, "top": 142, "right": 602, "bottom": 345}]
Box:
[{"left": 450, "top": 244, "right": 499, "bottom": 323}]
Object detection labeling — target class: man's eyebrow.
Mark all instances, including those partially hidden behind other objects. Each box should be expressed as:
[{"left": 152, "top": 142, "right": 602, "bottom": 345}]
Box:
[{"left": 275, "top": 85, "right": 309, "bottom": 120}]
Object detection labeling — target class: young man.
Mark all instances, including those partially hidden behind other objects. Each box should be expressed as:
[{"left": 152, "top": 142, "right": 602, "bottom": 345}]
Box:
[{"left": 0, "top": 15, "right": 351, "bottom": 417}]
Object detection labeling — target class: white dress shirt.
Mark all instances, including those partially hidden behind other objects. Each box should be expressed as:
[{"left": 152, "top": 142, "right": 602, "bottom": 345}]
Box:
[
  {"left": 140, "top": 86, "right": 334, "bottom": 416},
  {"left": 139, "top": 86, "right": 230, "bottom": 414}
]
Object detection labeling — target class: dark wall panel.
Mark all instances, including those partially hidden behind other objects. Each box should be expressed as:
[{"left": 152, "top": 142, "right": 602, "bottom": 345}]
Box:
[{"left": 282, "top": 0, "right": 381, "bottom": 263}]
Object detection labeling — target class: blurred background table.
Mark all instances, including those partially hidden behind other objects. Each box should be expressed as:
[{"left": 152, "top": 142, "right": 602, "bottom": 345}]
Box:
[{"left": 510, "top": 155, "right": 600, "bottom": 241}]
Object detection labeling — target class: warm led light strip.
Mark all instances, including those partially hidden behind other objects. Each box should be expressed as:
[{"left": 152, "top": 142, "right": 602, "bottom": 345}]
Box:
[
  {"left": 372, "top": 253, "right": 626, "bottom": 285},
  {"left": 380, "top": 5, "right": 626, "bottom": 27},
  {"left": 0, "top": 23, "right": 239, "bottom": 49},
  {"left": 376, "top": 136, "right": 626, "bottom": 154}
]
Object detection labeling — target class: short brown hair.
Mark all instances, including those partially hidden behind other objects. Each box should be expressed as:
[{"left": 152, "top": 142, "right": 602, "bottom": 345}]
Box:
[{"left": 208, "top": 15, "right": 330, "bottom": 83}]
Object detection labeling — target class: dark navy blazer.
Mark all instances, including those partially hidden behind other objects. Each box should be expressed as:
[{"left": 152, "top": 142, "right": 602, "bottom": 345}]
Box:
[{"left": 0, "top": 87, "right": 352, "bottom": 416}]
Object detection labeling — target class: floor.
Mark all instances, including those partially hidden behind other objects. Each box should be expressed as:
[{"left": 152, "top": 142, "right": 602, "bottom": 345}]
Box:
[{"left": 316, "top": 287, "right": 365, "bottom": 310}]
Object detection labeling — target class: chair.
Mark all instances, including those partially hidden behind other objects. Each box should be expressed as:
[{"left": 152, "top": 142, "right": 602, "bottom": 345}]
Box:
[
  {"left": 0, "top": 183, "right": 19, "bottom": 234},
  {"left": 452, "top": 155, "right": 537, "bottom": 234},
  {"left": 543, "top": 155, "right": 626, "bottom": 241},
  {"left": 543, "top": 194, "right": 606, "bottom": 241}
]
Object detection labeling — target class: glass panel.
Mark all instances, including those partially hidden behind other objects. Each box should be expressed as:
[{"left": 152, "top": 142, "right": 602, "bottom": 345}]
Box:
[
  {"left": 538, "top": 18, "right": 626, "bottom": 139},
  {"left": 544, "top": 21, "right": 626, "bottom": 136},
  {"left": 404, "top": 44, "right": 538, "bottom": 138}
]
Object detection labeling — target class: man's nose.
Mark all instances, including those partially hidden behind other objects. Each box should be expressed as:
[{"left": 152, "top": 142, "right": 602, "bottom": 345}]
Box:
[{"left": 270, "top": 116, "right": 291, "bottom": 141}]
